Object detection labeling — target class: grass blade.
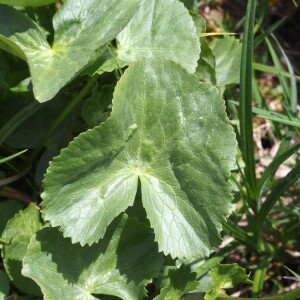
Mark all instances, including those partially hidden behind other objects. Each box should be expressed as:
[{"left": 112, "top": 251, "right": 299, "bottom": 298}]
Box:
[
  {"left": 254, "top": 107, "right": 300, "bottom": 129},
  {"left": 216, "top": 287, "right": 300, "bottom": 299},
  {"left": 265, "top": 37, "right": 291, "bottom": 109},
  {"left": 259, "top": 142, "right": 300, "bottom": 190},
  {"left": 230, "top": 100, "right": 300, "bottom": 129},
  {"left": 223, "top": 220, "right": 255, "bottom": 250},
  {"left": 0, "top": 149, "right": 28, "bottom": 165},
  {"left": 253, "top": 18, "right": 286, "bottom": 48},
  {"left": 272, "top": 34, "right": 298, "bottom": 116},
  {"left": 256, "top": 161, "right": 300, "bottom": 232},
  {"left": 253, "top": 63, "right": 300, "bottom": 81},
  {"left": 0, "top": 101, "right": 40, "bottom": 146},
  {"left": 239, "top": 0, "right": 258, "bottom": 198}
]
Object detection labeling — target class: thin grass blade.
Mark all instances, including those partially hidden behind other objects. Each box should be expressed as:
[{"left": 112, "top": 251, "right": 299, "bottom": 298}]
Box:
[
  {"left": 259, "top": 142, "right": 300, "bottom": 190},
  {"left": 256, "top": 162, "right": 300, "bottom": 232},
  {"left": 0, "top": 149, "right": 28, "bottom": 165},
  {"left": 239, "top": 0, "right": 258, "bottom": 198}
]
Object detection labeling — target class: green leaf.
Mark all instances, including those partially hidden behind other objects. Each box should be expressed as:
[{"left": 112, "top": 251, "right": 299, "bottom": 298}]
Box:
[
  {"left": 210, "top": 36, "right": 242, "bottom": 87},
  {"left": 0, "top": 0, "right": 57, "bottom": 6},
  {"left": 81, "top": 83, "right": 114, "bottom": 128},
  {"left": 259, "top": 143, "right": 300, "bottom": 190},
  {"left": 0, "top": 200, "right": 22, "bottom": 238},
  {"left": 42, "top": 59, "right": 237, "bottom": 261},
  {"left": 190, "top": 11, "right": 206, "bottom": 35},
  {"left": 256, "top": 162, "right": 300, "bottom": 233},
  {"left": 22, "top": 215, "right": 163, "bottom": 300},
  {"left": 0, "top": 270, "right": 10, "bottom": 299},
  {"left": 2, "top": 204, "right": 42, "bottom": 296},
  {"left": 196, "top": 38, "right": 216, "bottom": 85},
  {"left": 97, "top": 0, "right": 200, "bottom": 74},
  {"left": 155, "top": 265, "right": 198, "bottom": 300},
  {"left": 0, "top": 1, "right": 139, "bottom": 102},
  {"left": 180, "top": 0, "right": 197, "bottom": 10},
  {"left": 239, "top": 0, "right": 258, "bottom": 199},
  {"left": 205, "top": 264, "right": 251, "bottom": 300}
]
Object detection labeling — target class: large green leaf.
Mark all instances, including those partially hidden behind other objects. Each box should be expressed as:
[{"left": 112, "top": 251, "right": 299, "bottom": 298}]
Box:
[
  {"left": 96, "top": 0, "right": 200, "bottom": 75},
  {"left": 0, "top": 0, "right": 57, "bottom": 6},
  {"left": 2, "top": 204, "right": 42, "bottom": 296},
  {"left": 42, "top": 59, "right": 236, "bottom": 261},
  {"left": 22, "top": 215, "right": 163, "bottom": 300},
  {"left": 0, "top": 0, "right": 139, "bottom": 102},
  {"left": 210, "top": 36, "right": 242, "bottom": 87}
]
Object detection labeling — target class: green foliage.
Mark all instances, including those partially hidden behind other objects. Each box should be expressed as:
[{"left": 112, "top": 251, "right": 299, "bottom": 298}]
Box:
[
  {"left": 1, "top": 205, "right": 42, "bottom": 295},
  {"left": 0, "top": 0, "right": 57, "bottom": 6},
  {"left": 95, "top": 0, "right": 200, "bottom": 75},
  {"left": 205, "top": 264, "right": 251, "bottom": 299},
  {"left": 41, "top": 59, "right": 236, "bottom": 260},
  {"left": 23, "top": 215, "right": 162, "bottom": 300},
  {"left": 0, "top": 270, "right": 9, "bottom": 299},
  {"left": 0, "top": 0, "right": 299, "bottom": 299},
  {"left": 155, "top": 265, "right": 198, "bottom": 300},
  {"left": 0, "top": 1, "right": 139, "bottom": 101}
]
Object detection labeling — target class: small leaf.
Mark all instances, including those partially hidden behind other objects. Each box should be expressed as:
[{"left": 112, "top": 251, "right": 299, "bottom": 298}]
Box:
[
  {"left": 0, "top": 0, "right": 57, "bottom": 6},
  {"left": 0, "top": 200, "right": 22, "bottom": 238},
  {"left": 210, "top": 36, "right": 242, "bottom": 87},
  {"left": 97, "top": 0, "right": 200, "bottom": 74},
  {"left": 196, "top": 38, "right": 216, "bottom": 85},
  {"left": 81, "top": 84, "right": 114, "bottom": 128},
  {"left": 22, "top": 215, "right": 163, "bottom": 300},
  {"left": 2, "top": 204, "right": 43, "bottom": 296},
  {"left": 0, "top": 1, "right": 139, "bottom": 101},
  {"left": 155, "top": 265, "right": 198, "bottom": 300},
  {"left": 190, "top": 11, "right": 206, "bottom": 35},
  {"left": 205, "top": 263, "right": 251, "bottom": 300},
  {"left": 0, "top": 270, "right": 10, "bottom": 299},
  {"left": 42, "top": 59, "right": 237, "bottom": 261}
]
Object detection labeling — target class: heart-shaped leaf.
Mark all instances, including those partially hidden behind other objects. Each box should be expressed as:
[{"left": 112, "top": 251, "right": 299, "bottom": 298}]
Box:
[
  {"left": 0, "top": 0, "right": 139, "bottom": 102},
  {"left": 42, "top": 59, "right": 236, "bottom": 261},
  {"left": 96, "top": 0, "right": 200, "bottom": 75},
  {"left": 22, "top": 215, "right": 163, "bottom": 300}
]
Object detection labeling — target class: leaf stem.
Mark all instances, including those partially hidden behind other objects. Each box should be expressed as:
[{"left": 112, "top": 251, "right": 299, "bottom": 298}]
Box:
[
  {"left": 27, "top": 77, "right": 97, "bottom": 164},
  {"left": 0, "top": 186, "right": 40, "bottom": 210}
]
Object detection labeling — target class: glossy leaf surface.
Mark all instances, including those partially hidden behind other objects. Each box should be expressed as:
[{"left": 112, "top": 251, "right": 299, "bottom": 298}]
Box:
[
  {"left": 22, "top": 215, "right": 162, "bottom": 300},
  {"left": 42, "top": 59, "right": 236, "bottom": 261},
  {"left": 0, "top": 0, "right": 139, "bottom": 101},
  {"left": 98, "top": 0, "right": 200, "bottom": 74}
]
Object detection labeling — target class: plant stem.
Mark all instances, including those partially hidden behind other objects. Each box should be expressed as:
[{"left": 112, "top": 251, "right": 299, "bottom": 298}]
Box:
[
  {"left": 27, "top": 77, "right": 96, "bottom": 164},
  {"left": 0, "top": 186, "right": 40, "bottom": 210}
]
